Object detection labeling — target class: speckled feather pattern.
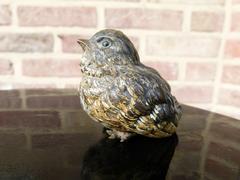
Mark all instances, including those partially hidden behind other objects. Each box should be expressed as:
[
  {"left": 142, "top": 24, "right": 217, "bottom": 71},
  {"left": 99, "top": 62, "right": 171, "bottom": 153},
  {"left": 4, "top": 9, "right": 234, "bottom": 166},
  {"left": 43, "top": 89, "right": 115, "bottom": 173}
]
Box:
[{"left": 78, "top": 29, "right": 182, "bottom": 140}]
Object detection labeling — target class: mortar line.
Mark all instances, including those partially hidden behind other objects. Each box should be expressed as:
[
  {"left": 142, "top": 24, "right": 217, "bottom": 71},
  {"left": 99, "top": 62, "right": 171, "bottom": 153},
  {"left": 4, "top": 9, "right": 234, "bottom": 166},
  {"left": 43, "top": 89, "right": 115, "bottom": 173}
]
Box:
[
  {"left": 139, "top": 34, "right": 146, "bottom": 59},
  {"left": 178, "top": 60, "right": 186, "bottom": 81},
  {"left": 53, "top": 33, "right": 62, "bottom": 53},
  {"left": 182, "top": 7, "right": 191, "bottom": 32},
  {"left": 199, "top": 112, "right": 215, "bottom": 180},
  {"left": 10, "top": 2, "right": 18, "bottom": 27},
  {"left": 212, "top": 0, "right": 232, "bottom": 110},
  {"left": 12, "top": 57, "right": 22, "bottom": 77}
]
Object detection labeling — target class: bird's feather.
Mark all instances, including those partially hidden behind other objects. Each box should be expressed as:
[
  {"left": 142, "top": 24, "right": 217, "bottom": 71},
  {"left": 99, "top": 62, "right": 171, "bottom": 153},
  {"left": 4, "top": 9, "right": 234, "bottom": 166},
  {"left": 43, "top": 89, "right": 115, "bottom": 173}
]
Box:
[
  {"left": 78, "top": 29, "right": 182, "bottom": 140},
  {"left": 83, "top": 64, "right": 181, "bottom": 138}
]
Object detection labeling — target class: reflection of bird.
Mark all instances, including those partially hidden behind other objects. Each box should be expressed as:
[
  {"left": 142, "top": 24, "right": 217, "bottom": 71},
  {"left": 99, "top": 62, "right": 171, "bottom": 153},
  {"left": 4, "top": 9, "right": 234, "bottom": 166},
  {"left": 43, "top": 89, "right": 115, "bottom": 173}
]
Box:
[
  {"left": 80, "top": 134, "right": 178, "bottom": 180},
  {"left": 78, "top": 29, "right": 182, "bottom": 142}
]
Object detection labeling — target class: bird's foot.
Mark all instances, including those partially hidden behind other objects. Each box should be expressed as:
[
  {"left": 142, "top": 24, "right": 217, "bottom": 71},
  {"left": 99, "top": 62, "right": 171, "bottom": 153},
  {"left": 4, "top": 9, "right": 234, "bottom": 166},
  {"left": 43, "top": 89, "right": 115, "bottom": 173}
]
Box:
[{"left": 106, "top": 129, "right": 132, "bottom": 142}]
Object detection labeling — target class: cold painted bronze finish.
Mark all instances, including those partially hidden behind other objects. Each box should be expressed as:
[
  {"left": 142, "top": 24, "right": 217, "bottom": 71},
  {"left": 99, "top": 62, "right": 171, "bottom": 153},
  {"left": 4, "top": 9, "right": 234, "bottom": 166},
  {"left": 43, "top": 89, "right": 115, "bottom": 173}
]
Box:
[{"left": 78, "top": 29, "right": 182, "bottom": 141}]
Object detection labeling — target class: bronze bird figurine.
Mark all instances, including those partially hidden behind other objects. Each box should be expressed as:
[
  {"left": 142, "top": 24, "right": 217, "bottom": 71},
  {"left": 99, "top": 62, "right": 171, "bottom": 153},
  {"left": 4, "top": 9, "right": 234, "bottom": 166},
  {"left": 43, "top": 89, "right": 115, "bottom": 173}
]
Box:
[{"left": 78, "top": 29, "right": 182, "bottom": 142}]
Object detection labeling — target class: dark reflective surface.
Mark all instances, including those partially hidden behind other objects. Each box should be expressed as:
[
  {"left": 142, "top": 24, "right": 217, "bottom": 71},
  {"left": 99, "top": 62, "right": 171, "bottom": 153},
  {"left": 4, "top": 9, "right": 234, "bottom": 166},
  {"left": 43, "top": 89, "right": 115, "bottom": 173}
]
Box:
[
  {"left": 0, "top": 89, "right": 239, "bottom": 180},
  {"left": 81, "top": 134, "right": 178, "bottom": 180}
]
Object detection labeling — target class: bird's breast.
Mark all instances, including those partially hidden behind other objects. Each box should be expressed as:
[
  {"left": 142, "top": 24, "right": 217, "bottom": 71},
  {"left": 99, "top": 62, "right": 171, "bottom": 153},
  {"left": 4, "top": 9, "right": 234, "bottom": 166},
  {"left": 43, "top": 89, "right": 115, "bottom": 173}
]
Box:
[{"left": 80, "top": 76, "right": 113, "bottom": 107}]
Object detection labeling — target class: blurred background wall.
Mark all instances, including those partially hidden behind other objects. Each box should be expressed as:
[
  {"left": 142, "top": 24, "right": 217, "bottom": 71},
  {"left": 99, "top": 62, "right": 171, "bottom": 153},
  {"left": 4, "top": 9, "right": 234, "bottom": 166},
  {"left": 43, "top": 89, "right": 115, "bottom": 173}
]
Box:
[{"left": 0, "top": 0, "right": 239, "bottom": 119}]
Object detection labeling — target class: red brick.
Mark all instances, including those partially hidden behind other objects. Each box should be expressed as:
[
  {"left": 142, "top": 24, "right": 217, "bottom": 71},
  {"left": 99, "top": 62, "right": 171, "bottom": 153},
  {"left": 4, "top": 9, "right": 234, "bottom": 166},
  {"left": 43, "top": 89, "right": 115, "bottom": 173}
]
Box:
[
  {"left": 208, "top": 142, "right": 240, "bottom": 166},
  {"left": 221, "top": 65, "right": 240, "bottom": 85},
  {"left": 18, "top": 6, "right": 97, "bottom": 27},
  {"left": 144, "top": 61, "right": 178, "bottom": 80},
  {"left": 26, "top": 95, "right": 81, "bottom": 109},
  {"left": 146, "top": 36, "right": 220, "bottom": 57},
  {"left": 0, "top": 5, "right": 11, "bottom": 25},
  {"left": 186, "top": 63, "right": 216, "bottom": 81},
  {"left": 191, "top": 11, "right": 224, "bottom": 32},
  {"left": 231, "top": 12, "right": 240, "bottom": 31},
  {"left": 59, "top": 35, "right": 86, "bottom": 54},
  {"left": 22, "top": 59, "right": 81, "bottom": 77},
  {"left": 224, "top": 39, "right": 240, "bottom": 58},
  {"left": 218, "top": 88, "right": 240, "bottom": 107},
  {"left": 0, "top": 111, "right": 61, "bottom": 128},
  {"left": 0, "top": 59, "right": 14, "bottom": 75},
  {"left": 0, "top": 90, "right": 22, "bottom": 108},
  {"left": 105, "top": 8, "right": 183, "bottom": 31},
  {"left": 0, "top": 133, "right": 26, "bottom": 148},
  {"left": 172, "top": 85, "right": 213, "bottom": 103},
  {"left": 205, "top": 158, "right": 238, "bottom": 180},
  {"left": 0, "top": 33, "right": 53, "bottom": 52}
]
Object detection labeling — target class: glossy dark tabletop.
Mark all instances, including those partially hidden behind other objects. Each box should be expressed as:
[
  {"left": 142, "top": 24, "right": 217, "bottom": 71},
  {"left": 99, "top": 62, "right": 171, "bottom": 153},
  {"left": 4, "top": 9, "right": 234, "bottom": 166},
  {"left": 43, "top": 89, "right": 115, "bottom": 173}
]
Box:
[{"left": 0, "top": 89, "right": 239, "bottom": 180}]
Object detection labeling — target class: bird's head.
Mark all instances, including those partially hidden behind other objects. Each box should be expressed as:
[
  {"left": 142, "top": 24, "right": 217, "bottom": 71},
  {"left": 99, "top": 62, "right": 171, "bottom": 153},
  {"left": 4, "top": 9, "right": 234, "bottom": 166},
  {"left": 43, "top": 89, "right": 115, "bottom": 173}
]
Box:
[{"left": 77, "top": 29, "right": 140, "bottom": 75}]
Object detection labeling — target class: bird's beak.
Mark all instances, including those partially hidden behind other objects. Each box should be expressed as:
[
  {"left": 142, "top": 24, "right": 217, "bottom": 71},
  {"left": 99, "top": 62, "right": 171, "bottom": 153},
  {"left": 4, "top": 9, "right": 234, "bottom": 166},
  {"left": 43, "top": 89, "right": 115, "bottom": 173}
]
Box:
[{"left": 77, "top": 39, "right": 90, "bottom": 51}]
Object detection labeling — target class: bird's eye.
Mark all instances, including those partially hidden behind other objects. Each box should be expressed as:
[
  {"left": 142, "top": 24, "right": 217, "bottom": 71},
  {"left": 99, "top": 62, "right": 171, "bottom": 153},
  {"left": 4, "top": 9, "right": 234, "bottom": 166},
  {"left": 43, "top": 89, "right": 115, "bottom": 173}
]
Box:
[{"left": 102, "top": 40, "right": 111, "bottom": 48}]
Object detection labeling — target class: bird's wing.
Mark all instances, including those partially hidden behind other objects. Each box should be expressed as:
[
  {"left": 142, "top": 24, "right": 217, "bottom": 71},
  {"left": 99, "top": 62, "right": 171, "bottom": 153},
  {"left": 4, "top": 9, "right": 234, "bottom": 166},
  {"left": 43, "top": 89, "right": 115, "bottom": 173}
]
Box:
[{"left": 100, "top": 65, "right": 181, "bottom": 137}]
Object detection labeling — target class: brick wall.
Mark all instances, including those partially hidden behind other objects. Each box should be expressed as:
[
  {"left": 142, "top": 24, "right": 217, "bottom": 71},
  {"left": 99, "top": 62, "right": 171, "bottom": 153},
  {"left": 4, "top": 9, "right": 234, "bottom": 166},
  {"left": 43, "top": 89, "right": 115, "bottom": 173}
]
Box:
[{"left": 0, "top": 0, "right": 239, "bottom": 120}]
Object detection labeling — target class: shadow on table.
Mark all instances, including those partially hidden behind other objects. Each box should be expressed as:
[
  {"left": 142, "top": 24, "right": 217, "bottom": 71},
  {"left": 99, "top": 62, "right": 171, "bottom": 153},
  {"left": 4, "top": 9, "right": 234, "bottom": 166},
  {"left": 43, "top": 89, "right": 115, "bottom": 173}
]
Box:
[{"left": 80, "top": 133, "right": 178, "bottom": 180}]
